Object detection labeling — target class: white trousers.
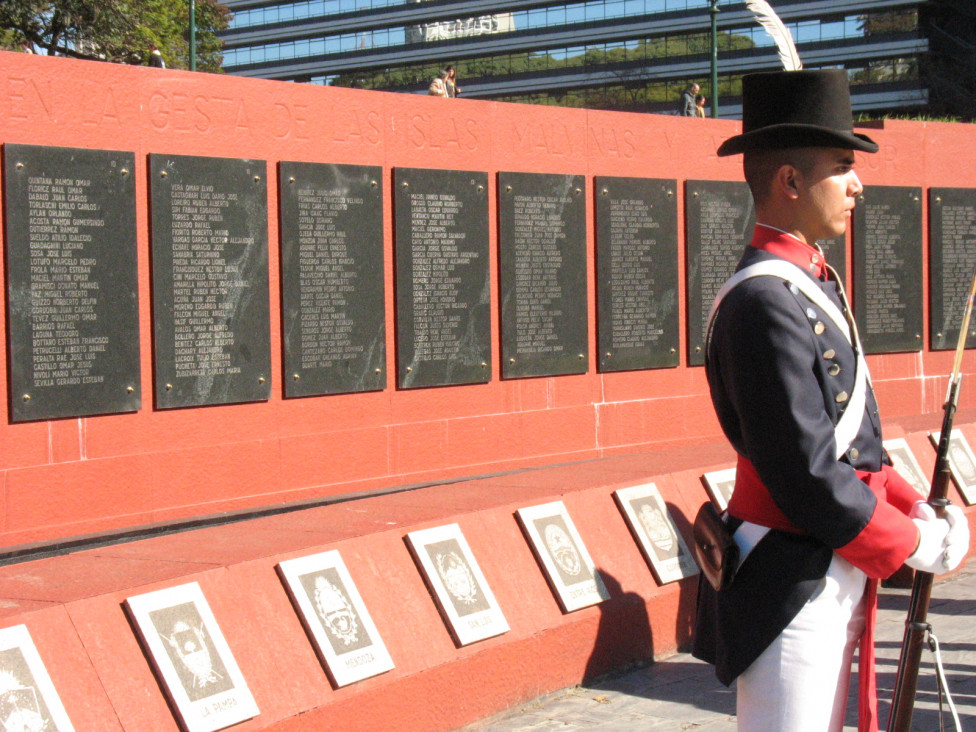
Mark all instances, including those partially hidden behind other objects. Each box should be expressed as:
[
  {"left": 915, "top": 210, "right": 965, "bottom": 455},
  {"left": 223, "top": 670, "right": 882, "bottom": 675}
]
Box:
[{"left": 736, "top": 553, "right": 868, "bottom": 732}]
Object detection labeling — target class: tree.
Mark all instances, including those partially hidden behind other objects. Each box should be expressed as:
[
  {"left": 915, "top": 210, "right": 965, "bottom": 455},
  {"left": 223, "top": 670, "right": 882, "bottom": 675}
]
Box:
[{"left": 0, "top": 0, "right": 230, "bottom": 71}]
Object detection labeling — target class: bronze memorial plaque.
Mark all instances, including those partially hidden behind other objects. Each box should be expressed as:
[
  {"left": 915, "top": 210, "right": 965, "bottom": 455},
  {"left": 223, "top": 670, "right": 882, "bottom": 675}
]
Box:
[
  {"left": 279, "top": 162, "right": 385, "bottom": 397},
  {"left": 150, "top": 154, "right": 271, "bottom": 408},
  {"left": 4, "top": 143, "right": 141, "bottom": 422},
  {"left": 684, "top": 180, "right": 755, "bottom": 367},
  {"left": 498, "top": 172, "right": 587, "bottom": 378},
  {"left": 852, "top": 186, "right": 923, "bottom": 354},
  {"left": 595, "top": 177, "right": 679, "bottom": 372},
  {"left": 929, "top": 188, "right": 976, "bottom": 351},
  {"left": 393, "top": 168, "right": 491, "bottom": 389}
]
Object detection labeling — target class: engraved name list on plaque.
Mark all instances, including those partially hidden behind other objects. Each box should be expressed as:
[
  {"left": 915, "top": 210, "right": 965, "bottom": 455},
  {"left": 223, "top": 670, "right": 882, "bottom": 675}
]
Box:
[
  {"left": 929, "top": 188, "right": 976, "bottom": 351},
  {"left": 150, "top": 154, "right": 271, "bottom": 409},
  {"left": 279, "top": 162, "right": 385, "bottom": 397},
  {"left": 595, "top": 177, "right": 679, "bottom": 372},
  {"left": 498, "top": 172, "right": 587, "bottom": 379},
  {"left": 685, "top": 180, "right": 755, "bottom": 366},
  {"left": 3, "top": 143, "right": 141, "bottom": 422},
  {"left": 852, "top": 186, "right": 923, "bottom": 354},
  {"left": 393, "top": 168, "right": 491, "bottom": 389}
]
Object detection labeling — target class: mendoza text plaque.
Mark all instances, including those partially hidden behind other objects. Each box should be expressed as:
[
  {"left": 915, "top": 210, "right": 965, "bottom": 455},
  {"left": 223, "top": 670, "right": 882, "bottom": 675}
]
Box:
[
  {"left": 150, "top": 154, "right": 271, "bottom": 408},
  {"left": 929, "top": 188, "right": 976, "bottom": 351},
  {"left": 685, "top": 180, "right": 755, "bottom": 366},
  {"left": 499, "top": 172, "right": 587, "bottom": 378},
  {"left": 4, "top": 143, "right": 140, "bottom": 422},
  {"left": 595, "top": 177, "right": 679, "bottom": 372},
  {"left": 852, "top": 186, "right": 923, "bottom": 354},
  {"left": 280, "top": 162, "right": 385, "bottom": 396},
  {"left": 393, "top": 168, "right": 490, "bottom": 388}
]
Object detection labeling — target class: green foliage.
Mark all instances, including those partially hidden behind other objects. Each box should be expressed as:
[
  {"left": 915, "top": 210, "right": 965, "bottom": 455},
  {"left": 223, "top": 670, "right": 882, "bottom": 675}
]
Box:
[{"left": 0, "top": 0, "right": 230, "bottom": 70}]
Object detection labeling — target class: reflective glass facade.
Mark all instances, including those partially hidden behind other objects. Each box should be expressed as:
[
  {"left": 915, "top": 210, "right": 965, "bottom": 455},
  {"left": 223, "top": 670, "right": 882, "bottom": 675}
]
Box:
[{"left": 218, "top": 0, "right": 961, "bottom": 118}]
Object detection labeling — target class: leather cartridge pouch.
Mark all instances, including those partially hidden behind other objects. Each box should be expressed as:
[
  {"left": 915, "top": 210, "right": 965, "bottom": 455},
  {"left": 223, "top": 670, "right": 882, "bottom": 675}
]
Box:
[{"left": 692, "top": 502, "right": 740, "bottom": 591}]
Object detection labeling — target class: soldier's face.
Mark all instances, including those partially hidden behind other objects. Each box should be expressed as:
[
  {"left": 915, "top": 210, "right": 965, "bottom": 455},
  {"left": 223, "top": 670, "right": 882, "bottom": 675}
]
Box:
[{"left": 796, "top": 148, "right": 863, "bottom": 241}]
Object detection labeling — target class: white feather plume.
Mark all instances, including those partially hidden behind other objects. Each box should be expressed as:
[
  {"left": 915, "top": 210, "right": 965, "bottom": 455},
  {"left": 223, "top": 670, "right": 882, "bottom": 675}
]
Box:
[{"left": 745, "top": 0, "right": 802, "bottom": 71}]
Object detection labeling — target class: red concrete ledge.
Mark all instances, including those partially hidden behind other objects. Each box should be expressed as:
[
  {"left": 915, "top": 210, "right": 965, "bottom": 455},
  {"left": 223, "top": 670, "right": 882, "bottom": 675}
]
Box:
[{"left": 0, "top": 419, "right": 971, "bottom": 732}]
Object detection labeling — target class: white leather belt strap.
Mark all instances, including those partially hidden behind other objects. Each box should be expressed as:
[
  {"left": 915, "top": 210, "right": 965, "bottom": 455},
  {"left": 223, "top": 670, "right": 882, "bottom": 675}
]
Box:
[
  {"left": 706, "top": 259, "right": 870, "bottom": 460},
  {"left": 733, "top": 520, "right": 771, "bottom": 566}
]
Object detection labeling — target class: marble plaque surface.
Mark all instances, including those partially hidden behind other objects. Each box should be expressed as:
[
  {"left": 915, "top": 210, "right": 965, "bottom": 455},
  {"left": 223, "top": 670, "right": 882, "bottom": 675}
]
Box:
[
  {"left": 125, "top": 582, "right": 259, "bottom": 732},
  {"left": 499, "top": 172, "right": 588, "bottom": 378},
  {"left": 150, "top": 153, "right": 271, "bottom": 408},
  {"left": 928, "top": 188, "right": 976, "bottom": 351},
  {"left": 852, "top": 186, "right": 923, "bottom": 354},
  {"left": 4, "top": 143, "right": 140, "bottom": 421},
  {"left": 277, "top": 549, "right": 395, "bottom": 687},
  {"left": 614, "top": 483, "right": 698, "bottom": 585},
  {"left": 0, "top": 624, "right": 75, "bottom": 731},
  {"left": 516, "top": 501, "right": 610, "bottom": 612},
  {"left": 702, "top": 467, "right": 737, "bottom": 512},
  {"left": 929, "top": 429, "right": 976, "bottom": 505},
  {"left": 685, "top": 180, "right": 755, "bottom": 366},
  {"left": 280, "top": 162, "right": 385, "bottom": 396},
  {"left": 394, "top": 168, "right": 491, "bottom": 388},
  {"left": 405, "top": 523, "right": 509, "bottom": 646},
  {"left": 884, "top": 438, "right": 930, "bottom": 499},
  {"left": 595, "top": 177, "right": 679, "bottom": 372}
]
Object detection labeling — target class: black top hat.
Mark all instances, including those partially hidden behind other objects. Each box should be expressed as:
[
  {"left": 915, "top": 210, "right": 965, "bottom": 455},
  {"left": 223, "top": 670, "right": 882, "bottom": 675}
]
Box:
[{"left": 717, "top": 69, "right": 878, "bottom": 156}]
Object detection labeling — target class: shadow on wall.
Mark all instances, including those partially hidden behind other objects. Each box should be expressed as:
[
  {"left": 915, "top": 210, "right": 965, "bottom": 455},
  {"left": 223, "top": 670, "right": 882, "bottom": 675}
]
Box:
[
  {"left": 666, "top": 500, "right": 700, "bottom": 651},
  {"left": 583, "top": 571, "right": 652, "bottom": 682}
]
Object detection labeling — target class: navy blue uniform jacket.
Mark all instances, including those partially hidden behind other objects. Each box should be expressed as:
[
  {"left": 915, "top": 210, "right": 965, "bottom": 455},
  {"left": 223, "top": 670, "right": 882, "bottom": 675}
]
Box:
[{"left": 692, "top": 234, "right": 918, "bottom": 685}]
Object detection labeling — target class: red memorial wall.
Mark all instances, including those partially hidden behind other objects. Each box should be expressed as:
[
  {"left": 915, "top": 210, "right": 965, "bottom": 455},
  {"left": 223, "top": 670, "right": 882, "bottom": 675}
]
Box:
[{"left": 0, "top": 51, "right": 973, "bottom": 731}]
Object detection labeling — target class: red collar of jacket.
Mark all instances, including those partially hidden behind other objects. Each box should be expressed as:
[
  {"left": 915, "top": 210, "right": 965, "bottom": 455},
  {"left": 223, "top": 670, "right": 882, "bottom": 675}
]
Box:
[{"left": 750, "top": 224, "right": 826, "bottom": 279}]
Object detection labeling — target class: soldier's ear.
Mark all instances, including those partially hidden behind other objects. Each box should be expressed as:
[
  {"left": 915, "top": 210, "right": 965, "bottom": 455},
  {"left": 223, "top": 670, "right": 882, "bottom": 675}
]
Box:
[{"left": 775, "top": 163, "right": 801, "bottom": 200}]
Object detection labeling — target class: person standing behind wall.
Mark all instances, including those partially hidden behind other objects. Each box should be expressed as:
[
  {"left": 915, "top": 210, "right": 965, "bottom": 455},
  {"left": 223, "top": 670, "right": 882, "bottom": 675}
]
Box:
[
  {"left": 678, "top": 82, "right": 700, "bottom": 115},
  {"left": 696, "top": 94, "right": 707, "bottom": 118},
  {"left": 445, "top": 65, "right": 461, "bottom": 97},
  {"left": 428, "top": 69, "right": 450, "bottom": 96},
  {"left": 149, "top": 44, "right": 166, "bottom": 68}
]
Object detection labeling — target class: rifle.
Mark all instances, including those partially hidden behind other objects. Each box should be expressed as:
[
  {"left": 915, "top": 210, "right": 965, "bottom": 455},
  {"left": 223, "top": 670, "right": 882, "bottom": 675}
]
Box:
[{"left": 887, "top": 260, "right": 976, "bottom": 732}]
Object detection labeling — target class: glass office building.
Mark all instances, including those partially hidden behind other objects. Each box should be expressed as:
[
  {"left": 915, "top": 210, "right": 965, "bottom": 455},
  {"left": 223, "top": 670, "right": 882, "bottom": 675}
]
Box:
[{"left": 218, "top": 0, "right": 973, "bottom": 119}]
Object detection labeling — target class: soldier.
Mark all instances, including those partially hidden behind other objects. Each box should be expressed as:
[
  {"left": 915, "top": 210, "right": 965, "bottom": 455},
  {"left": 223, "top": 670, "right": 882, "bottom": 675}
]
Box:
[{"left": 692, "top": 69, "right": 970, "bottom": 732}]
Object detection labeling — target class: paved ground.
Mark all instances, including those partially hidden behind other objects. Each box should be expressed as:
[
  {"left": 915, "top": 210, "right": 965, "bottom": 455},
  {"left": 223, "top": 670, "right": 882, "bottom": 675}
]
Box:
[{"left": 462, "top": 561, "right": 976, "bottom": 731}]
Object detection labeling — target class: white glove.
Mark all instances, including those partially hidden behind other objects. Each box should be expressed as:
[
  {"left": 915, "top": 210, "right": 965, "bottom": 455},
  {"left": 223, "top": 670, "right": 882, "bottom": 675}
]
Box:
[
  {"left": 943, "top": 503, "right": 970, "bottom": 571},
  {"left": 905, "top": 502, "right": 969, "bottom": 574}
]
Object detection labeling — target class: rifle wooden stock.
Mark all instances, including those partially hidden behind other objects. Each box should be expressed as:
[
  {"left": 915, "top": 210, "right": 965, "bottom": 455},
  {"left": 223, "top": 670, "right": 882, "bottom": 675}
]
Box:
[
  {"left": 886, "top": 385, "right": 956, "bottom": 732},
  {"left": 887, "top": 259, "right": 976, "bottom": 731}
]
